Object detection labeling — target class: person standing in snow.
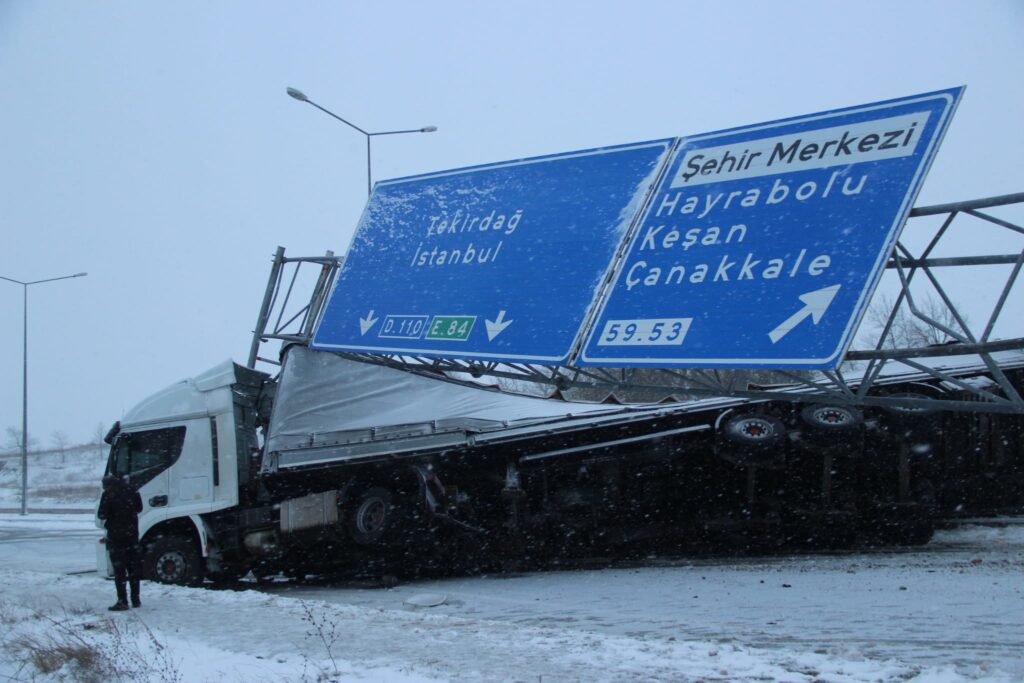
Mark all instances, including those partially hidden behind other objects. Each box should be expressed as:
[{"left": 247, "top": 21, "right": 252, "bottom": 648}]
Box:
[{"left": 98, "top": 474, "right": 143, "bottom": 611}]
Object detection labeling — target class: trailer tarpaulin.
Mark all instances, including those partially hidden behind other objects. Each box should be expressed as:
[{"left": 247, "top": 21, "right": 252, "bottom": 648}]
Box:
[{"left": 265, "top": 346, "right": 633, "bottom": 456}]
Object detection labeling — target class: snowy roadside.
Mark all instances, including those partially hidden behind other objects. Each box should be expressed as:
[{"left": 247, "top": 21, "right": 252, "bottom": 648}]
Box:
[
  {"left": 1, "top": 515, "right": 1022, "bottom": 681},
  {"left": 0, "top": 566, "right": 992, "bottom": 683}
]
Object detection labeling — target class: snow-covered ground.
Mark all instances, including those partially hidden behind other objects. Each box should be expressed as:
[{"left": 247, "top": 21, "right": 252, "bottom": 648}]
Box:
[{"left": 1, "top": 512, "right": 1022, "bottom": 682}]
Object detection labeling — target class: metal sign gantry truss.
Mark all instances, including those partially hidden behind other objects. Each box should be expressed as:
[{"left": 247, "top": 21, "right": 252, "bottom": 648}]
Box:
[{"left": 248, "top": 192, "right": 1024, "bottom": 415}]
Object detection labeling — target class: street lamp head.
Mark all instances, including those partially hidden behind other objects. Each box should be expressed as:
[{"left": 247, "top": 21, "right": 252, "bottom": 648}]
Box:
[
  {"left": 73, "top": 272, "right": 88, "bottom": 278},
  {"left": 421, "top": 126, "right": 438, "bottom": 133},
  {"left": 286, "top": 87, "right": 309, "bottom": 103}
]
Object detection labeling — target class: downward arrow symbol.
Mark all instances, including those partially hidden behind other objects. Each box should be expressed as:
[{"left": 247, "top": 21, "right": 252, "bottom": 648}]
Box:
[
  {"left": 768, "top": 285, "right": 841, "bottom": 344},
  {"left": 359, "top": 310, "right": 379, "bottom": 335},
  {"left": 485, "top": 310, "right": 514, "bottom": 341}
]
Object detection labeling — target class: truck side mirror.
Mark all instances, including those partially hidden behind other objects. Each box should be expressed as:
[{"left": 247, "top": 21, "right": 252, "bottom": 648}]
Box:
[{"left": 104, "top": 421, "right": 121, "bottom": 445}]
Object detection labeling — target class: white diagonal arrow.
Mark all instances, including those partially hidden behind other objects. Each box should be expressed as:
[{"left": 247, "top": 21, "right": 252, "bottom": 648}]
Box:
[
  {"left": 485, "top": 310, "right": 514, "bottom": 341},
  {"left": 359, "top": 310, "right": 379, "bottom": 335},
  {"left": 768, "top": 285, "right": 841, "bottom": 344}
]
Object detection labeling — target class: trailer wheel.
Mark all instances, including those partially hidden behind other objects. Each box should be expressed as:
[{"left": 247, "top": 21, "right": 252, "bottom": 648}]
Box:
[
  {"left": 801, "top": 405, "right": 863, "bottom": 432},
  {"left": 799, "top": 405, "right": 863, "bottom": 451},
  {"left": 880, "top": 392, "right": 938, "bottom": 420},
  {"left": 347, "top": 486, "right": 402, "bottom": 546},
  {"left": 144, "top": 535, "right": 202, "bottom": 585},
  {"left": 878, "top": 392, "right": 941, "bottom": 440},
  {"left": 722, "top": 413, "right": 785, "bottom": 448},
  {"left": 720, "top": 413, "right": 786, "bottom": 466}
]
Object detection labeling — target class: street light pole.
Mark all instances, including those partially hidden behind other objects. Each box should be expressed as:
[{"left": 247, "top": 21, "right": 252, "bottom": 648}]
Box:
[
  {"left": 286, "top": 87, "right": 436, "bottom": 196},
  {"left": 0, "top": 271, "right": 87, "bottom": 515}
]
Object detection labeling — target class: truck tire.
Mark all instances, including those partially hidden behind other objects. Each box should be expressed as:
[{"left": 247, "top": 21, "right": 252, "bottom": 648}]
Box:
[
  {"left": 346, "top": 486, "right": 402, "bottom": 546},
  {"left": 801, "top": 404, "right": 863, "bottom": 432},
  {"left": 719, "top": 413, "right": 786, "bottom": 466},
  {"left": 799, "top": 405, "right": 863, "bottom": 450},
  {"left": 144, "top": 535, "right": 202, "bottom": 585},
  {"left": 878, "top": 392, "right": 941, "bottom": 441},
  {"left": 881, "top": 392, "right": 938, "bottom": 417},
  {"left": 723, "top": 413, "right": 785, "bottom": 448}
]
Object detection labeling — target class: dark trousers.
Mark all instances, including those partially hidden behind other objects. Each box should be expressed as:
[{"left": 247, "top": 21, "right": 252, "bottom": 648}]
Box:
[{"left": 109, "top": 544, "right": 142, "bottom": 604}]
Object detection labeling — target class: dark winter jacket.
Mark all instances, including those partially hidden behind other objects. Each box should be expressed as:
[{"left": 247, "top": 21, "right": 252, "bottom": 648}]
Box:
[{"left": 98, "top": 477, "right": 143, "bottom": 548}]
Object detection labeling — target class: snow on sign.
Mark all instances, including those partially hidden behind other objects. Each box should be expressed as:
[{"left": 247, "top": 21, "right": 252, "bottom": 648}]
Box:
[
  {"left": 580, "top": 87, "right": 964, "bottom": 369},
  {"left": 311, "top": 140, "right": 673, "bottom": 362}
]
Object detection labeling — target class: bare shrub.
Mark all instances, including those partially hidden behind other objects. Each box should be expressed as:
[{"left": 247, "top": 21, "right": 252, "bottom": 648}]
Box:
[
  {"left": 300, "top": 600, "right": 341, "bottom": 678},
  {"left": 14, "top": 633, "right": 105, "bottom": 678},
  {"left": 7, "top": 620, "right": 114, "bottom": 683},
  {"left": 2, "top": 603, "right": 182, "bottom": 683},
  {"left": 102, "top": 615, "right": 183, "bottom": 683}
]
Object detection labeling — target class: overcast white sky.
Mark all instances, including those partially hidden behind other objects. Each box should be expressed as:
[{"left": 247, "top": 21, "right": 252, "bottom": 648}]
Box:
[{"left": 2, "top": 1, "right": 1022, "bottom": 446}]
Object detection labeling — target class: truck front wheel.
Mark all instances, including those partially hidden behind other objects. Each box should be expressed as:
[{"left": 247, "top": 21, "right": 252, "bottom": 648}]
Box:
[{"left": 144, "top": 535, "right": 202, "bottom": 585}]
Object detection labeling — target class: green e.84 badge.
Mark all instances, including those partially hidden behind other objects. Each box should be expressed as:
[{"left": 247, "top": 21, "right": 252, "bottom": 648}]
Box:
[{"left": 426, "top": 315, "right": 476, "bottom": 341}]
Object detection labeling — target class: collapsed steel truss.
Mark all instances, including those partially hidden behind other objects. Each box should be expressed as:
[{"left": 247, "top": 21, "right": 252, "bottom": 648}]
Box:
[{"left": 248, "top": 192, "right": 1024, "bottom": 414}]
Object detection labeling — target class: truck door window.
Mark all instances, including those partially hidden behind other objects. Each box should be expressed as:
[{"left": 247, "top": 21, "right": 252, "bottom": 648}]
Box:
[{"left": 109, "top": 426, "right": 186, "bottom": 488}]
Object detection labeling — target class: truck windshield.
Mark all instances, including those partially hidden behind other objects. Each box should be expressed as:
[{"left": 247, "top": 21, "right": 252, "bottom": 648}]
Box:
[{"left": 109, "top": 426, "right": 186, "bottom": 483}]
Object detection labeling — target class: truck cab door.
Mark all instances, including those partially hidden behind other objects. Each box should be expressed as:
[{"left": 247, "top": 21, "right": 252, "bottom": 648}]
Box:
[
  {"left": 167, "top": 417, "right": 216, "bottom": 510},
  {"left": 138, "top": 469, "right": 170, "bottom": 530},
  {"left": 107, "top": 426, "right": 187, "bottom": 534}
]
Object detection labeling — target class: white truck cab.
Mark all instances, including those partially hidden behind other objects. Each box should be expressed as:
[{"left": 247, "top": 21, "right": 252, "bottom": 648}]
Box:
[{"left": 96, "top": 360, "right": 263, "bottom": 580}]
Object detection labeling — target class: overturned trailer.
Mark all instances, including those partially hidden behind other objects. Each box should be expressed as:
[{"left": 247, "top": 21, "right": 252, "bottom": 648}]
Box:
[
  {"left": 240, "top": 191, "right": 1024, "bottom": 579},
  {"left": 98, "top": 338, "right": 1024, "bottom": 584},
  {"left": 260, "top": 346, "right": 1024, "bottom": 571}
]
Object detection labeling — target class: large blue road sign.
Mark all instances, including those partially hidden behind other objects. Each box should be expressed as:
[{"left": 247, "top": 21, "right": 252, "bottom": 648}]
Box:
[
  {"left": 311, "top": 140, "right": 673, "bottom": 362},
  {"left": 580, "top": 87, "right": 963, "bottom": 369}
]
